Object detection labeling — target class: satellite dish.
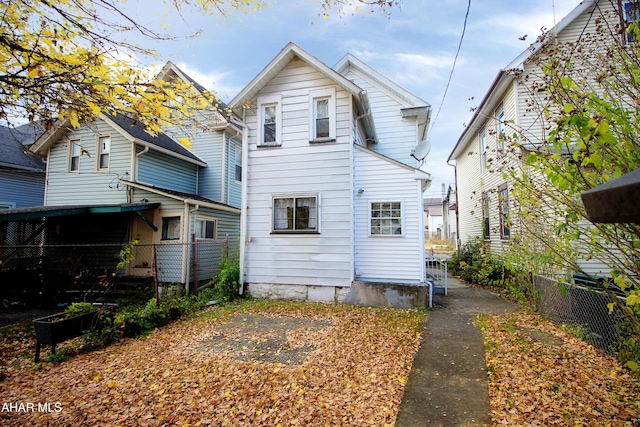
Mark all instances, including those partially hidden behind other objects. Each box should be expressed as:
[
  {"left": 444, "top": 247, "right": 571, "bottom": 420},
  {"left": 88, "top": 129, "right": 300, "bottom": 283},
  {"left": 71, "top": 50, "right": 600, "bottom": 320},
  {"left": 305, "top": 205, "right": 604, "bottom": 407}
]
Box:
[{"left": 411, "top": 139, "right": 431, "bottom": 161}]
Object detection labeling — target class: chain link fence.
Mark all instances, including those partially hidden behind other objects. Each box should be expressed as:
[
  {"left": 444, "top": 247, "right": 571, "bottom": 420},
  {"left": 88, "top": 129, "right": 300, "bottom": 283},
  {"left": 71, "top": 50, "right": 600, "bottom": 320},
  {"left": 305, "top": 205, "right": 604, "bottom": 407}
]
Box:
[
  {"left": 533, "top": 275, "right": 628, "bottom": 354},
  {"left": 0, "top": 238, "right": 230, "bottom": 306}
]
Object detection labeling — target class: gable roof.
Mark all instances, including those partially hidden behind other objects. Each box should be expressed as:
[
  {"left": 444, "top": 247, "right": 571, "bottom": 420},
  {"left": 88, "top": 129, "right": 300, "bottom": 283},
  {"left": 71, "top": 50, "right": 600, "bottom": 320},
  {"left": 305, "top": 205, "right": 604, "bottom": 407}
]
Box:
[
  {"left": 334, "top": 53, "right": 431, "bottom": 108},
  {"left": 0, "top": 123, "right": 46, "bottom": 171},
  {"left": 448, "top": 0, "right": 597, "bottom": 162},
  {"left": 155, "top": 61, "right": 234, "bottom": 124},
  {"left": 229, "top": 42, "right": 365, "bottom": 110},
  {"left": 31, "top": 113, "right": 206, "bottom": 167}
]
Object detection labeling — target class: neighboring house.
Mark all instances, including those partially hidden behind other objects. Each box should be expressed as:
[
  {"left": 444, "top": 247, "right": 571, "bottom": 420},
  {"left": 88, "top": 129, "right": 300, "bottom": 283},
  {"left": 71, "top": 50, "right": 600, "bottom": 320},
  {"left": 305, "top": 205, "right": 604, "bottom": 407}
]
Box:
[
  {"left": 447, "top": 0, "right": 617, "bottom": 275},
  {"left": 0, "top": 122, "right": 46, "bottom": 209},
  {"left": 0, "top": 63, "right": 241, "bottom": 291},
  {"left": 423, "top": 198, "right": 444, "bottom": 239},
  {"left": 229, "top": 42, "right": 432, "bottom": 303}
]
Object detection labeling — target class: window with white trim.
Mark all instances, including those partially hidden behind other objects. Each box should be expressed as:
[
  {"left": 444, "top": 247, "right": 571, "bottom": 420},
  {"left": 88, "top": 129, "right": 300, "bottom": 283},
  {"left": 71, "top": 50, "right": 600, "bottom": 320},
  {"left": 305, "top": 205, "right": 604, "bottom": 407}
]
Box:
[
  {"left": 479, "top": 128, "right": 488, "bottom": 172},
  {"left": 234, "top": 143, "right": 242, "bottom": 182},
  {"left": 309, "top": 88, "right": 336, "bottom": 142},
  {"left": 273, "top": 196, "right": 318, "bottom": 232},
  {"left": 258, "top": 95, "right": 282, "bottom": 146},
  {"left": 161, "top": 216, "right": 181, "bottom": 240},
  {"left": 98, "top": 135, "right": 110, "bottom": 170},
  {"left": 370, "top": 202, "right": 403, "bottom": 236},
  {"left": 499, "top": 184, "right": 510, "bottom": 240},
  {"left": 495, "top": 105, "right": 506, "bottom": 155},
  {"left": 482, "top": 193, "right": 490, "bottom": 239},
  {"left": 69, "top": 139, "right": 81, "bottom": 172},
  {"left": 195, "top": 217, "right": 217, "bottom": 239}
]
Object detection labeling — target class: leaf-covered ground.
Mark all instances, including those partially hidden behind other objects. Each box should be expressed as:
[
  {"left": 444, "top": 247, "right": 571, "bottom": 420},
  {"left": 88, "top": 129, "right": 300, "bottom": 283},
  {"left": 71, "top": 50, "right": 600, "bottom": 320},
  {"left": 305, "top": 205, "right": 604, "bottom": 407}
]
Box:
[
  {"left": 478, "top": 312, "right": 640, "bottom": 426},
  {"left": 0, "top": 300, "right": 425, "bottom": 426}
]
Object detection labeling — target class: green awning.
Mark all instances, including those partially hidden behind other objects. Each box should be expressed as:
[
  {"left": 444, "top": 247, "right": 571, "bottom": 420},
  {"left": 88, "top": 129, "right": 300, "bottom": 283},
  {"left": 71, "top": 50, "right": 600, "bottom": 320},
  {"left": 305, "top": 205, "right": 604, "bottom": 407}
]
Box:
[{"left": 0, "top": 202, "right": 160, "bottom": 223}]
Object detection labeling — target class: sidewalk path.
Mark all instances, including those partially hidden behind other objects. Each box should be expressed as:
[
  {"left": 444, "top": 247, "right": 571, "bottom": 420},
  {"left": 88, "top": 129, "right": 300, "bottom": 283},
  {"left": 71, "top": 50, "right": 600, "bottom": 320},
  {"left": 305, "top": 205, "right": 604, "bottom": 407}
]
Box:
[{"left": 395, "top": 275, "right": 517, "bottom": 427}]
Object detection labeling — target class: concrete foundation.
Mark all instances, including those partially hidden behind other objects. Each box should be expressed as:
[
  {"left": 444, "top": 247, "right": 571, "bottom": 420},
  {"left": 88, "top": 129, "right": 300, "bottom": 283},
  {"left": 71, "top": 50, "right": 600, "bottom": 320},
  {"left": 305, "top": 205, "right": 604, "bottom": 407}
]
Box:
[{"left": 246, "top": 281, "right": 429, "bottom": 308}]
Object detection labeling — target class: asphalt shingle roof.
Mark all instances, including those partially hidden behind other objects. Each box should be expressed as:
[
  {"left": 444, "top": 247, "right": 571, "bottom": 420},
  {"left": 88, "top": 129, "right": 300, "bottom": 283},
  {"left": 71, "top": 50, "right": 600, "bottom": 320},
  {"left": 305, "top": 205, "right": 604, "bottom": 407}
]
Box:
[{"left": 0, "top": 123, "right": 46, "bottom": 170}]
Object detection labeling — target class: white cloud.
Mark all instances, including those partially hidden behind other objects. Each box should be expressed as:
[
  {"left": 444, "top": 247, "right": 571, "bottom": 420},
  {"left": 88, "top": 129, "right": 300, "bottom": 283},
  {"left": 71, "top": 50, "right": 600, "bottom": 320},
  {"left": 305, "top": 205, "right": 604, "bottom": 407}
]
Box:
[{"left": 174, "top": 62, "right": 240, "bottom": 101}]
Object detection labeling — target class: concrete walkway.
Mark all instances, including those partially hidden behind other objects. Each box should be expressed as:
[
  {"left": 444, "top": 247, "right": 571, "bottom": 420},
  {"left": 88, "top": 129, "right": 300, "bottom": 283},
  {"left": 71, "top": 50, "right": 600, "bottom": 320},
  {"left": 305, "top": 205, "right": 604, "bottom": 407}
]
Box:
[{"left": 395, "top": 275, "right": 517, "bottom": 427}]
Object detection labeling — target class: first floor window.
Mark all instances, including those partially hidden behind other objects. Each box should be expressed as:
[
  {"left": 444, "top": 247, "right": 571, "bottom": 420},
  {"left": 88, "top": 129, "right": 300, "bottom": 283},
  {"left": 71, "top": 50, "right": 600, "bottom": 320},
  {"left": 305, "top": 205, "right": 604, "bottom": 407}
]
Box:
[
  {"left": 69, "top": 140, "right": 81, "bottom": 172},
  {"left": 273, "top": 196, "right": 318, "bottom": 232},
  {"left": 98, "top": 136, "right": 110, "bottom": 170},
  {"left": 371, "top": 202, "right": 402, "bottom": 236},
  {"left": 482, "top": 193, "right": 490, "bottom": 239},
  {"left": 499, "top": 184, "right": 510, "bottom": 239},
  {"left": 162, "top": 216, "right": 181, "bottom": 240},
  {"left": 195, "top": 218, "right": 217, "bottom": 239}
]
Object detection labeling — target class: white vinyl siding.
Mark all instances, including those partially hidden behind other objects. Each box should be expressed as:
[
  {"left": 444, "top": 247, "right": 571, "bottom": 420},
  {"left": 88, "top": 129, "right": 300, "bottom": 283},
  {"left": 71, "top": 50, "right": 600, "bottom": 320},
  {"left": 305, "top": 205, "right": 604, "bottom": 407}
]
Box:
[
  {"left": 46, "top": 120, "right": 129, "bottom": 206},
  {"left": 340, "top": 67, "right": 419, "bottom": 167},
  {"left": 243, "top": 58, "right": 352, "bottom": 287},
  {"left": 354, "top": 146, "right": 423, "bottom": 283}
]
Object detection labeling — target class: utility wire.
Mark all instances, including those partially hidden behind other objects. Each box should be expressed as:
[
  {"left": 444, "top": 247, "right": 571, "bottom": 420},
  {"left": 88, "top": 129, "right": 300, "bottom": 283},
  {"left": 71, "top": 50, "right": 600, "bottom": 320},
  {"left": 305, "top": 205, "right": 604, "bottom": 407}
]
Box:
[{"left": 430, "top": 0, "right": 471, "bottom": 133}]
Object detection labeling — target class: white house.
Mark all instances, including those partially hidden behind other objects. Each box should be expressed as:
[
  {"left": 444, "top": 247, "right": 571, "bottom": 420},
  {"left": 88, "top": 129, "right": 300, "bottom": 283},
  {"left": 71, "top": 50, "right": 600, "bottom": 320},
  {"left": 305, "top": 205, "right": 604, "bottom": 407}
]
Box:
[
  {"left": 447, "top": 0, "right": 621, "bottom": 276},
  {"left": 229, "top": 42, "right": 432, "bottom": 304}
]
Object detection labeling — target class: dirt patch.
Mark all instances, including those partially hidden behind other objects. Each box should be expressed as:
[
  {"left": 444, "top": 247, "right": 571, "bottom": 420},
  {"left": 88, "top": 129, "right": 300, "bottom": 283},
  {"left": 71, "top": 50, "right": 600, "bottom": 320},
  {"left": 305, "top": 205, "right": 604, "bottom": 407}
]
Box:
[{"left": 195, "top": 314, "right": 333, "bottom": 365}]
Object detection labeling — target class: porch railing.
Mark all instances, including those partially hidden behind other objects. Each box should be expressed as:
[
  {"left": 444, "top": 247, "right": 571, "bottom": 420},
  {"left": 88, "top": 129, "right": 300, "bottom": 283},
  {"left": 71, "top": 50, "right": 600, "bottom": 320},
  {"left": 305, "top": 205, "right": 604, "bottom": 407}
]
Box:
[{"left": 425, "top": 253, "right": 448, "bottom": 297}]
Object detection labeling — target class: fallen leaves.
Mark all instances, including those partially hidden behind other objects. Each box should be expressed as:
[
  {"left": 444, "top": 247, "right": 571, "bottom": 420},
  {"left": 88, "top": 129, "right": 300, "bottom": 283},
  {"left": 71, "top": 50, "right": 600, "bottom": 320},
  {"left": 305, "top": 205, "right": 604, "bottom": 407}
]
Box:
[
  {"left": 478, "top": 312, "right": 640, "bottom": 426},
  {"left": 0, "top": 300, "right": 425, "bottom": 426}
]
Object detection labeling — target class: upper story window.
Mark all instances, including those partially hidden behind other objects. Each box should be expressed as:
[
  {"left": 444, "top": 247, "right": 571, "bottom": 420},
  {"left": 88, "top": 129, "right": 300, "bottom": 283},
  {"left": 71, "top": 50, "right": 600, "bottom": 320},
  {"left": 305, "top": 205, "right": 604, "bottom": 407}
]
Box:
[
  {"left": 257, "top": 95, "right": 282, "bottom": 147},
  {"left": 624, "top": 1, "right": 640, "bottom": 43},
  {"left": 234, "top": 143, "right": 242, "bottom": 182},
  {"left": 69, "top": 139, "right": 81, "bottom": 172},
  {"left": 98, "top": 136, "right": 110, "bottom": 170},
  {"left": 195, "top": 217, "right": 217, "bottom": 240},
  {"left": 309, "top": 88, "right": 336, "bottom": 142},
  {"left": 370, "top": 202, "right": 403, "bottom": 236},
  {"left": 499, "top": 183, "right": 510, "bottom": 240},
  {"left": 273, "top": 195, "right": 318, "bottom": 233},
  {"left": 479, "top": 128, "right": 488, "bottom": 172},
  {"left": 495, "top": 105, "right": 506, "bottom": 155}
]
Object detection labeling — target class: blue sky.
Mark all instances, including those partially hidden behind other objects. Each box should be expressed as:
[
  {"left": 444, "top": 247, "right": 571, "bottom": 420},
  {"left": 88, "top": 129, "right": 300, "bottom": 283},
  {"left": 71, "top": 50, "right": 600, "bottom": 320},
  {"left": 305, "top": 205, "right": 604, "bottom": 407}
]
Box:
[{"left": 126, "top": 0, "right": 582, "bottom": 197}]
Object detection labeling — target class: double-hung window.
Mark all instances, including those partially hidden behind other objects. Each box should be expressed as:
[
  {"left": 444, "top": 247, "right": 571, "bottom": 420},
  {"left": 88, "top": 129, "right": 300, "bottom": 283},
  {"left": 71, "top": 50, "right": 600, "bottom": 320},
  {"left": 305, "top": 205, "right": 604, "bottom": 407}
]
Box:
[
  {"left": 370, "top": 202, "right": 403, "bottom": 236},
  {"left": 309, "top": 88, "right": 336, "bottom": 142},
  {"left": 258, "top": 95, "right": 281, "bottom": 146},
  {"left": 69, "top": 140, "right": 81, "bottom": 172},
  {"left": 98, "top": 136, "right": 110, "bottom": 170},
  {"left": 234, "top": 144, "right": 242, "bottom": 182},
  {"left": 495, "top": 105, "right": 506, "bottom": 155},
  {"left": 482, "top": 193, "right": 490, "bottom": 239},
  {"left": 273, "top": 195, "right": 318, "bottom": 233},
  {"left": 499, "top": 184, "right": 510, "bottom": 240},
  {"left": 195, "top": 217, "right": 217, "bottom": 239},
  {"left": 479, "top": 128, "right": 488, "bottom": 172}
]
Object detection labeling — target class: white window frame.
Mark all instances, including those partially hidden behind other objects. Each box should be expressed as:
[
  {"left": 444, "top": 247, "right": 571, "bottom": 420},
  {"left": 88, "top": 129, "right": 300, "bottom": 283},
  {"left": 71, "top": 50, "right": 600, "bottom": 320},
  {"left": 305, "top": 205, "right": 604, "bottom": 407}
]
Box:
[
  {"left": 161, "top": 215, "right": 182, "bottom": 241},
  {"left": 69, "top": 139, "right": 81, "bottom": 173},
  {"left": 234, "top": 143, "right": 242, "bottom": 183},
  {"left": 479, "top": 128, "right": 488, "bottom": 172},
  {"left": 309, "top": 88, "right": 336, "bottom": 142},
  {"left": 495, "top": 104, "right": 506, "bottom": 155},
  {"left": 194, "top": 216, "right": 217, "bottom": 240},
  {"left": 272, "top": 194, "right": 319, "bottom": 233},
  {"left": 369, "top": 201, "right": 404, "bottom": 237},
  {"left": 97, "top": 135, "right": 111, "bottom": 171},
  {"left": 499, "top": 184, "right": 510, "bottom": 240},
  {"left": 257, "top": 95, "right": 282, "bottom": 147},
  {"left": 482, "top": 192, "right": 490, "bottom": 240}
]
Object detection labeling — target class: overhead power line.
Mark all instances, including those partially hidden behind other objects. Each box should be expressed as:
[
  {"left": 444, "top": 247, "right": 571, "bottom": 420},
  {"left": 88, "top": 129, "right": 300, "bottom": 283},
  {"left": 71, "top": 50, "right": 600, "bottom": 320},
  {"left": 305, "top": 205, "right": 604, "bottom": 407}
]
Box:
[{"left": 430, "top": 0, "right": 471, "bottom": 133}]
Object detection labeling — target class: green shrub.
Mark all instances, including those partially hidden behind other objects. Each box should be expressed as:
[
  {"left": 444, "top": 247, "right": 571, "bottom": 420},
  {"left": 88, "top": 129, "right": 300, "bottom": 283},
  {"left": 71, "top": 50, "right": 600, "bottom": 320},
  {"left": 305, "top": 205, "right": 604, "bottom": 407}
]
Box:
[
  {"left": 213, "top": 257, "right": 240, "bottom": 302},
  {"left": 64, "top": 302, "right": 94, "bottom": 317}
]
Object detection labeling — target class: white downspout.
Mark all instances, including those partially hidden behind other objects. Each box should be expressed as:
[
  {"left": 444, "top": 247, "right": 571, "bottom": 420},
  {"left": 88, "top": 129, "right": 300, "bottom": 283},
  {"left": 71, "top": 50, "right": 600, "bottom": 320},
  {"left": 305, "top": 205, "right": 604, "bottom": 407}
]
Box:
[
  {"left": 231, "top": 114, "right": 249, "bottom": 295},
  {"left": 221, "top": 130, "right": 227, "bottom": 205}
]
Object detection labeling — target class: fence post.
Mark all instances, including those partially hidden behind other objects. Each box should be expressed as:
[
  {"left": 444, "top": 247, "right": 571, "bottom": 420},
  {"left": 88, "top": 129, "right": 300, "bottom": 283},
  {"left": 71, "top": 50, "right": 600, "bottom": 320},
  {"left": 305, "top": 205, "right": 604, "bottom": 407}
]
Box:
[{"left": 153, "top": 244, "right": 160, "bottom": 309}]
